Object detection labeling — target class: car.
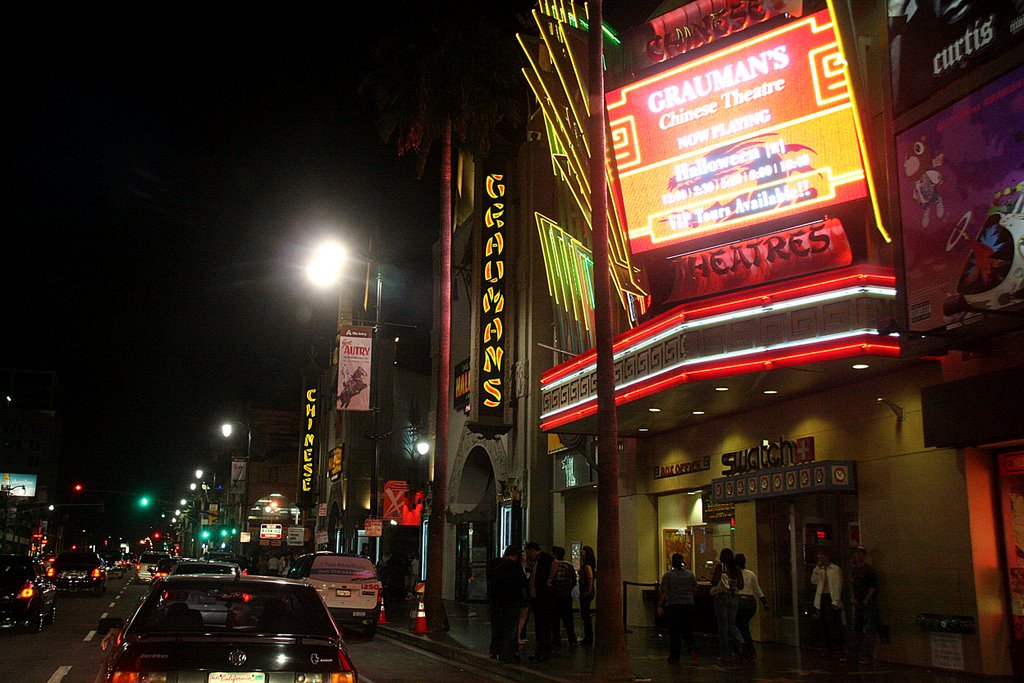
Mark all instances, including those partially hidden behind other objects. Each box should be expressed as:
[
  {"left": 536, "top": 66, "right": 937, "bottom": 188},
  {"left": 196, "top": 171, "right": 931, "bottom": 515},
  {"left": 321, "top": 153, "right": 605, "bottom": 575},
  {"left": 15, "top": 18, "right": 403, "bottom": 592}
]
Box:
[
  {"left": 135, "top": 551, "right": 171, "bottom": 584},
  {"left": 0, "top": 555, "right": 57, "bottom": 632},
  {"left": 94, "top": 574, "right": 358, "bottom": 683},
  {"left": 288, "top": 551, "right": 382, "bottom": 638},
  {"left": 170, "top": 559, "right": 241, "bottom": 577},
  {"left": 203, "top": 551, "right": 252, "bottom": 574},
  {"left": 48, "top": 550, "right": 107, "bottom": 595},
  {"left": 99, "top": 552, "right": 126, "bottom": 579},
  {"left": 150, "top": 556, "right": 182, "bottom": 583}
]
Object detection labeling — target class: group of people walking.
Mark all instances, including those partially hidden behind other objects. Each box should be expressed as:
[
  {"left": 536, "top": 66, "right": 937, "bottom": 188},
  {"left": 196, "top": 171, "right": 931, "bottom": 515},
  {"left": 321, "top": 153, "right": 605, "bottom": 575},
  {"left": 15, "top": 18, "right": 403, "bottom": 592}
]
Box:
[{"left": 487, "top": 541, "right": 597, "bottom": 663}]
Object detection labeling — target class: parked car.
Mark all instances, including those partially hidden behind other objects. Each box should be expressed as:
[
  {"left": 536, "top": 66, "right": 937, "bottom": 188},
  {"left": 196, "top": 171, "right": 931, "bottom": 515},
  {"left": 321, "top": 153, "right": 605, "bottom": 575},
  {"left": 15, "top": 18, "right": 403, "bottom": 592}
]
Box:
[
  {"left": 288, "top": 551, "right": 381, "bottom": 638},
  {"left": 48, "top": 550, "right": 107, "bottom": 595},
  {"left": 94, "top": 574, "right": 358, "bottom": 682},
  {"left": 0, "top": 554, "right": 57, "bottom": 632},
  {"left": 170, "top": 559, "right": 241, "bottom": 577},
  {"left": 135, "top": 551, "right": 170, "bottom": 584}
]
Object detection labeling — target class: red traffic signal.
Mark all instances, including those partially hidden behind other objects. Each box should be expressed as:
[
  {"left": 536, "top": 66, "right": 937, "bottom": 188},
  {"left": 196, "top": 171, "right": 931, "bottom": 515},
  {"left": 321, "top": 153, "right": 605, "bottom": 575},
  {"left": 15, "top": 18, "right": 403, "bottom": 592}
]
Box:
[{"left": 73, "top": 483, "right": 84, "bottom": 492}]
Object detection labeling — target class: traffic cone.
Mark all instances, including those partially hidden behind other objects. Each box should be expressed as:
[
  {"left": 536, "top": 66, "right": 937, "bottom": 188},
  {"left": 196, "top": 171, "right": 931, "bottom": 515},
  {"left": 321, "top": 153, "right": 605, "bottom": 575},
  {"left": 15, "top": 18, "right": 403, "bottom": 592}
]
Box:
[
  {"left": 377, "top": 602, "right": 389, "bottom": 625},
  {"left": 412, "top": 595, "right": 428, "bottom": 634}
]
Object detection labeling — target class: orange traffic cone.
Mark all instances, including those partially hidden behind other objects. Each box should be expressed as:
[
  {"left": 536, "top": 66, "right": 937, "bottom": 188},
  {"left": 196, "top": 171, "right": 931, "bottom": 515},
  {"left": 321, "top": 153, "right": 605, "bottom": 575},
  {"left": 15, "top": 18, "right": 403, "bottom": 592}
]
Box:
[
  {"left": 377, "top": 602, "right": 389, "bottom": 625},
  {"left": 412, "top": 595, "right": 428, "bottom": 634}
]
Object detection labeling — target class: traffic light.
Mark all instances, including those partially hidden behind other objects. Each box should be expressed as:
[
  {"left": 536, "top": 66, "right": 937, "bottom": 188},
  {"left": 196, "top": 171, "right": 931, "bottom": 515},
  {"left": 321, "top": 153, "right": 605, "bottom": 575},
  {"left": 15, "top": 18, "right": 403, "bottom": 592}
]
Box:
[
  {"left": 200, "top": 529, "right": 211, "bottom": 541},
  {"left": 73, "top": 483, "right": 83, "bottom": 493},
  {"left": 139, "top": 496, "right": 151, "bottom": 507},
  {"left": 152, "top": 531, "right": 161, "bottom": 540}
]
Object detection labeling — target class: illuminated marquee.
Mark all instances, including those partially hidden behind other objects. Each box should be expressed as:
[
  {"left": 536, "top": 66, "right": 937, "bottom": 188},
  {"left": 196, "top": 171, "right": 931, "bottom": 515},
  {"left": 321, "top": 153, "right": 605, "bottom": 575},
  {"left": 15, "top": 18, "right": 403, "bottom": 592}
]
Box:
[
  {"left": 471, "top": 173, "right": 511, "bottom": 428},
  {"left": 607, "top": 9, "right": 870, "bottom": 255},
  {"left": 299, "top": 388, "right": 317, "bottom": 506}
]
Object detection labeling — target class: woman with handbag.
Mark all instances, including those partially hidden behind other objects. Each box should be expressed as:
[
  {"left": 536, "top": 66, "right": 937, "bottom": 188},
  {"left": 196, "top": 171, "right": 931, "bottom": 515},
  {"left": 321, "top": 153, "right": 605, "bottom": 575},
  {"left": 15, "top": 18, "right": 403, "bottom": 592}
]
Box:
[{"left": 709, "top": 547, "right": 745, "bottom": 662}]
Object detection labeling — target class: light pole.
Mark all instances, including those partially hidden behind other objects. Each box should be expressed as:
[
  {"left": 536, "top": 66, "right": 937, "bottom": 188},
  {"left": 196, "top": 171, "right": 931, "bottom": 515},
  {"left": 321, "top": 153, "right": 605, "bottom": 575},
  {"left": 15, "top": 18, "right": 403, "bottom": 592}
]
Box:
[
  {"left": 221, "top": 421, "right": 251, "bottom": 553},
  {"left": 307, "top": 238, "right": 389, "bottom": 562}
]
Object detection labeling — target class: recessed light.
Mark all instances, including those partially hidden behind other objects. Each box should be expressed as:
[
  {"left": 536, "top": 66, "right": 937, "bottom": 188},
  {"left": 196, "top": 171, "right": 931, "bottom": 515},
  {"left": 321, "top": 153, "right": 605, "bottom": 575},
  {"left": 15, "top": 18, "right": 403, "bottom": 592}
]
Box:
[
  {"left": 763, "top": 389, "right": 778, "bottom": 395},
  {"left": 648, "top": 407, "right": 661, "bottom": 412},
  {"left": 692, "top": 410, "right": 705, "bottom": 415},
  {"left": 638, "top": 427, "right": 649, "bottom": 432},
  {"left": 715, "top": 386, "right": 729, "bottom": 391},
  {"left": 852, "top": 363, "right": 870, "bottom": 370}
]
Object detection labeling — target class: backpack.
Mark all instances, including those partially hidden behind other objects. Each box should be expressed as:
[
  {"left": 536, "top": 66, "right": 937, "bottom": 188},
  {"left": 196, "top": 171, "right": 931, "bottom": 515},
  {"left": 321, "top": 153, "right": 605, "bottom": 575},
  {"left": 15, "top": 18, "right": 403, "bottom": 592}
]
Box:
[{"left": 552, "top": 560, "right": 577, "bottom": 597}]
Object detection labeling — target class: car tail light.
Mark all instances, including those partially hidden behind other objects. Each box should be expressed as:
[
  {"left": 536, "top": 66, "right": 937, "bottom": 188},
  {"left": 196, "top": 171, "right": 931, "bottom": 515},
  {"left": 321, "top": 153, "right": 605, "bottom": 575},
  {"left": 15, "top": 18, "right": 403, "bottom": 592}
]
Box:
[
  {"left": 91, "top": 568, "right": 102, "bottom": 578},
  {"left": 292, "top": 672, "right": 356, "bottom": 682},
  {"left": 136, "top": 563, "right": 141, "bottom": 570},
  {"left": 111, "top": 673, "right": 168, "bottom": 683},
  {"left": 46, "top": 567, "right": 55, "bottom": 577},
  {"left": 18, "top": 582, "right": 35, "bottom": 599}
]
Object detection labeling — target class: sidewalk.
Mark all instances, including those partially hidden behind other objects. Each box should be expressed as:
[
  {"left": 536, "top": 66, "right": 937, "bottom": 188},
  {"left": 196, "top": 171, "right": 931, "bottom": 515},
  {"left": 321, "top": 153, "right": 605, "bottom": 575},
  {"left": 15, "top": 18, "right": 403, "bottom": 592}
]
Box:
[{"left": 374, "top": 598, "right": 1010, "bottom": 682}]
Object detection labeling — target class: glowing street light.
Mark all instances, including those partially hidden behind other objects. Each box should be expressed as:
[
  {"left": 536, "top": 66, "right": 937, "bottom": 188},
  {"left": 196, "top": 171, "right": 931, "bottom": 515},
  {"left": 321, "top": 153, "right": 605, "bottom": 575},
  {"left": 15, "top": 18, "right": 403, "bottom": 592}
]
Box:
[{"left": 306, "top": 240, "right": 348, "bottom": 288}]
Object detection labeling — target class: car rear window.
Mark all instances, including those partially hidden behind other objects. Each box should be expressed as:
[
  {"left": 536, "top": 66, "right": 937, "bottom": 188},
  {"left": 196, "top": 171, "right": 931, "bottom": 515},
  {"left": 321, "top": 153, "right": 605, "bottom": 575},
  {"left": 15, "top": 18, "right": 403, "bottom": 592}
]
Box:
[
  {"left": 173, "top": 563, "right": 235, "bottom": 575},
  {"left": 140, "top": 553, "right": 169, "bottom": 564},
  {"left": 308, "top": 555, "right": 378, "bottom": 583},
  {"left": 55, "top": 552, "right": 101, "bottom": 568},
  {"left": 131, "top": 581, "right": 334, "bottom": 636},
  {"left": 0, "top": 558, "right": 32, "bottom": 587}
]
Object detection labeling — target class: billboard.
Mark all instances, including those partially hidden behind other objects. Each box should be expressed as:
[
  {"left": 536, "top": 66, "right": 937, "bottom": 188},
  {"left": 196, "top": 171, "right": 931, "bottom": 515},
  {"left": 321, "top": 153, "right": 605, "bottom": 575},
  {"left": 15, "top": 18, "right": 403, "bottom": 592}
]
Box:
[
  {"left": 888, "top": 2, "right": 1024, "bottom": 119},
  {"left": 896, "top": 66, "right": 1024, "bottom": 333},
  {"left": 1, "top": 472, "right": 37, "bottom": 497},
  {"left": 337, "top": 325, "right": 372, "bottom": 411},
  {"left": 607, "top": 9, "right": 870, "bottom": 257}
]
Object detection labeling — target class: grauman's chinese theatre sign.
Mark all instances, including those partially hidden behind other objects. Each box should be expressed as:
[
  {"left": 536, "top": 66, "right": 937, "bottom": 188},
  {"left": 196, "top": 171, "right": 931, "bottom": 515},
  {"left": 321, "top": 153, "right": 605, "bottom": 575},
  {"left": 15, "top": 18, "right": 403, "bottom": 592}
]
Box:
[
  {"left": 298, "top": 387, "right": 318, "bottom": 508},
  {"left": 470, "top": 173, "right": 512, "bottom": 431}
]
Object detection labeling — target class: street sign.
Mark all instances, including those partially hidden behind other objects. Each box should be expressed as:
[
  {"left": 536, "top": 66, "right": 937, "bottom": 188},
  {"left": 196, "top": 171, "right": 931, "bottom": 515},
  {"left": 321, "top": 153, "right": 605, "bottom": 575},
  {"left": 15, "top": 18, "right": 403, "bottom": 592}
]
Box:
[
  {"left": 260, "top": 523, "right": 283, "bottom": 540},
  {"left": 365, "top": 518, "right": 382, "bottom": 537},
  {"left": 286, "top": 526, "right": 304, "bottom": 546},
  {"left": 239, "top": 532, "right": 251, "bottom": 543}
]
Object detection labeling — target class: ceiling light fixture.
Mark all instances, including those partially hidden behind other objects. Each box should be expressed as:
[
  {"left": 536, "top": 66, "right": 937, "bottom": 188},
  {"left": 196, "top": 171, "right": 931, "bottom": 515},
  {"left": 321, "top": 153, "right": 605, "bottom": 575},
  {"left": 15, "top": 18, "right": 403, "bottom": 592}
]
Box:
[
  {"left": 763, "top": 389, "right": 778, "bottom": 395},
  {"left": 638, "top": 427, "right": 649, "bottom": 432},
  {"left": 692, "top": 410, "right": 705, "bottom": 415},
  {"left": 852, "top": 363, "right": 870, "bottom": 369},
  {"left": 715, "top": 386, "right": 729, "bottom": 391},
  {"left": 648, "top": 407, "right": 661, "bottom": 412}
]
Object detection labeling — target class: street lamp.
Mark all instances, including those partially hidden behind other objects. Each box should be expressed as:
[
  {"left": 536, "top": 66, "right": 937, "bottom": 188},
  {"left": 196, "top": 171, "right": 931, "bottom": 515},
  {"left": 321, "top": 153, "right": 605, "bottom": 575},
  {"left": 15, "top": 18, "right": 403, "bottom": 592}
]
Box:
[
  {"left": 221, "top": 420, "right": 252, "bottom": 551},
  {"left": 307, "top": 237, "right": 391, "bottom": 561}
]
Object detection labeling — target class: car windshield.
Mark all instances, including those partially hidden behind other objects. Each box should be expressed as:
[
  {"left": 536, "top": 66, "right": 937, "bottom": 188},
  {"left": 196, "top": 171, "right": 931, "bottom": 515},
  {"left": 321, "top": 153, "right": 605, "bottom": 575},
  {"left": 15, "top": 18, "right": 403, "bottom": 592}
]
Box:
[{"left": 129, "top": 580, "right": 335, "bottom": 636}]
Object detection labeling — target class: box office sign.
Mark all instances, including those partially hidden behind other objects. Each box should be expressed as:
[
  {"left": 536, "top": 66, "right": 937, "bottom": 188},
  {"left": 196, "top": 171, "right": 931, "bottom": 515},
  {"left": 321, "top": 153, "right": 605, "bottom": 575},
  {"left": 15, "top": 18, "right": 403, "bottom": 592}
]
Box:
[{"left": 711, "top": 459, "right": 856, "bottom": 503}]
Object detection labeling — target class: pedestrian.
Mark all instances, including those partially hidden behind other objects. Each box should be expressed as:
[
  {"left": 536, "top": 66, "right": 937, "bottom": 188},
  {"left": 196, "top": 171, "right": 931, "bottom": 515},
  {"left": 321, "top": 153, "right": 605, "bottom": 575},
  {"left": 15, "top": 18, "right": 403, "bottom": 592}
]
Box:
[
  {"left": 279, "top": 553, "right": 291, "bottom": 577},
  {"left": 578, "top": 545, "right": 596, "bottom": 647},
  {"left": 266, "top": 553, "right": 281, "bottom": 576},
  {"left": 657, "top": 552, "right": 699, "bottom": 664},
  {"left": 550, "top": 546, "right": 578, "bottom": 647},
  {"left": 487, "top": 551, "right": 504, "bottom": 658},
  {"left": 257, "top": 553, "right": 269, "bottom": 575},
  {"left": 709, "top": 547, "right": 744, "bottom": 661},
  {"left": 383, "top": 552, "right": 407, "bottom": 615},
  {"left": 407, "top": 552, "right": 420, "bottom": 597},
  {"left": 489, "top": 545, "right": 529, "bottom": 663},
  {"left": 517, "top": 549, "right": 531, "bottom": 646},
  {"left": 525, "top": 541, "right": 557, "bottom": 663},
  {"left": 735, "top": 553, "right": 769, "bottom": 660},
  {"left": 811, "top": 548, "right": 845, "bottom": 660},
  {"left": 848, "top": 546, "right": 878, "bottom": 666}
]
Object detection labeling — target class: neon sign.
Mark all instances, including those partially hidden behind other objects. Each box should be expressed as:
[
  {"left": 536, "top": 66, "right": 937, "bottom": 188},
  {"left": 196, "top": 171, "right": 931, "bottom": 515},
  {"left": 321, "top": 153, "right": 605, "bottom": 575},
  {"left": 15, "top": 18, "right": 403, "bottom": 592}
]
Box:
[
  {"left": 299, "top": 388, "right": 317, "bottom": 505},
  {"left": 472, "top": 173, "right": 510, "bottom": 427},
  {"left": 607, "top": 9, "right": 869, "bottom": 255}
]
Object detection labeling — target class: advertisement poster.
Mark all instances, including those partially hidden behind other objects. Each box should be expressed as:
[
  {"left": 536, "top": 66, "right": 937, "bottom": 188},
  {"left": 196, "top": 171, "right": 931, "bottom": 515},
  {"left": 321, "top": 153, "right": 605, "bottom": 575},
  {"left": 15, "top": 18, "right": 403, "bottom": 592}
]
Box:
[
  {"left": 337, "top": 325, "right": 372, "bottom": 411},
  {"left": 896, "top": 66, "right": 1024, "bottom": 333},
  {"left": 0, "top": 472, "right": 37, "bottom": 497},
  {"left": 888, "top": 1, "right": 1024, "bottom": 118},
  {"left": 607, "top": 9, "right": 869, "bottom": 256}
]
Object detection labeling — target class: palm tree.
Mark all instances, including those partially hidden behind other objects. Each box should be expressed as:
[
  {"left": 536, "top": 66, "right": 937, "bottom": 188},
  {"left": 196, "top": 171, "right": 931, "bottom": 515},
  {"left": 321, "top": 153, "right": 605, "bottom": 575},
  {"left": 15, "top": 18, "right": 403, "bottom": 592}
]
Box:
[
  {"left": 360, "top": 1, "right": 528, "bottom": 632},
  {"left": 589, "top": 1, "right": 634, "bottom": 679}
]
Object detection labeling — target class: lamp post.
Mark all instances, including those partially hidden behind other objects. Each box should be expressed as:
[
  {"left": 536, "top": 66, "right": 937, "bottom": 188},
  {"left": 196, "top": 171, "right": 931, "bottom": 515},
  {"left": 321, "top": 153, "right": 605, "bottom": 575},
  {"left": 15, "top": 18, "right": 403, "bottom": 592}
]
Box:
[
  {"left": 307, "top": 238, "right": 389, "bottom": 562},
  {"left": 221, "top": 421, "right": 251, "bottom": 553}
]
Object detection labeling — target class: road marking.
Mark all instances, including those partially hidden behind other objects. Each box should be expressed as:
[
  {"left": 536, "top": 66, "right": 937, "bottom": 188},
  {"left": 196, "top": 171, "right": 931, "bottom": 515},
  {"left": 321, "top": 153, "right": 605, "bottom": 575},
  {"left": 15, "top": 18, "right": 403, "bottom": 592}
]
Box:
[
  {"left": 108, "top": 602, "right": 115, "bottom": 608},
  {"left": 100, "top": 612, "right": 108, "bottom": 618},
  {"left": 114, "top": 595, "right": 121, "bottom": 600},
  {"left": 84, "top": 630, "right": 96, "bottom": 641},
  {"left": 46, "top": 666, "right": 71, "bottom": 683}
]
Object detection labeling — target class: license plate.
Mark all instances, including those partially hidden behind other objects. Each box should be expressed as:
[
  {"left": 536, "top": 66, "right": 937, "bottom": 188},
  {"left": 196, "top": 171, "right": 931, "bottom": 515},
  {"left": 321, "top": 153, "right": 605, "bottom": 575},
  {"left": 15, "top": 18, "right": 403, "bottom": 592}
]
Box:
[
  {"left": 335, "top": 589, "right": 351, "bottom": 597},
  {"left": 353, "top": 611, "right": 365, "bottom": 616},
  {"left": 209, "top": 674, "right": 266, "bottom": 683}
]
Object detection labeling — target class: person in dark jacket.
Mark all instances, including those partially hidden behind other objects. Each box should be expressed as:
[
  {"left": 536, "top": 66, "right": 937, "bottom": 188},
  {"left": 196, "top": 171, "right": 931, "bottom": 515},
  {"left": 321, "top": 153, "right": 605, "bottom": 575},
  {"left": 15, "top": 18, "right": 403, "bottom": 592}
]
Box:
[
  {"left": 525, "top": 541, "right": 558, "bottom": 662},
  {"left": 489, "top": 545, "right": 529, "bottom": 663}
]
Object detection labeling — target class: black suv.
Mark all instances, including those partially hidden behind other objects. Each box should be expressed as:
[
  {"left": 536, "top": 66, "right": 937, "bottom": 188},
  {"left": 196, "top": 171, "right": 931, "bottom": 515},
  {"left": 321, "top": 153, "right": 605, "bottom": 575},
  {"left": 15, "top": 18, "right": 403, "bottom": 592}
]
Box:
[{"left": 49, "top": 551, "right": 107, "bottom": 595}]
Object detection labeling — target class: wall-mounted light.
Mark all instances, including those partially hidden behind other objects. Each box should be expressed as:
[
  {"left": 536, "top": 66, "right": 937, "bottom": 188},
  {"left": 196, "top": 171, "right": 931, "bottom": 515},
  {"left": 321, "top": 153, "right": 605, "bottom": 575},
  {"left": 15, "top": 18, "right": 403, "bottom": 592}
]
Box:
[{"left": 877, "top": 397, "right": 904, "bottom": 421}]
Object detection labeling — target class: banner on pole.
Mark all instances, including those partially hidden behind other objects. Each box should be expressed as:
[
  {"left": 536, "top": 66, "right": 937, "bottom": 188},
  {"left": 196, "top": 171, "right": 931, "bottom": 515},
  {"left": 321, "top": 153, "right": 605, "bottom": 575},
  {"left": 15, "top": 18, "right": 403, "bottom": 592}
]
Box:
[{"left": 338, "top": 326, "right": 373, "bottom": 411}]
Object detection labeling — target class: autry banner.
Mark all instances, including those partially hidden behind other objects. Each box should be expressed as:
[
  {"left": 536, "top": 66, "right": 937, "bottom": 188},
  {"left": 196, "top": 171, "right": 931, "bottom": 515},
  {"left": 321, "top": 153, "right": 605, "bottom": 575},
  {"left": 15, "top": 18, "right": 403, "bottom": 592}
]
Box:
[{"left": 338, "top": 325, "right": 372, "bottom": 412}]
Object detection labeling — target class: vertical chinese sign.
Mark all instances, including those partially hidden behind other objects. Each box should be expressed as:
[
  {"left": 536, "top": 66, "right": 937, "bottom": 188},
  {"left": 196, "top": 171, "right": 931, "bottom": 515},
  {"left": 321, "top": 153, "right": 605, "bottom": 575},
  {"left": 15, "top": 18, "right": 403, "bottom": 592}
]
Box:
[
  {"left": 338, "top": 325, "right": 372, "bottom": 411},
  {"left": 471, "top": 173, "right": 512, "bottom": 430},
  {"left": 298, "top": 387, "right": 318, "bottom": 509}
]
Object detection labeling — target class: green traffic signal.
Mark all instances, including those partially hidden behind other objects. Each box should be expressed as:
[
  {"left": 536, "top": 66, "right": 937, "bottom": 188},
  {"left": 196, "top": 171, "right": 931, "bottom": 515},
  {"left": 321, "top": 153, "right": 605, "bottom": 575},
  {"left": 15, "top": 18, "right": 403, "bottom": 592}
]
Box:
[
  {"left": 200, "top": 529, "right": 211, "bottom": 540},
  {"left": 139, "top": 496, "right": 151, "bottom": 507}
]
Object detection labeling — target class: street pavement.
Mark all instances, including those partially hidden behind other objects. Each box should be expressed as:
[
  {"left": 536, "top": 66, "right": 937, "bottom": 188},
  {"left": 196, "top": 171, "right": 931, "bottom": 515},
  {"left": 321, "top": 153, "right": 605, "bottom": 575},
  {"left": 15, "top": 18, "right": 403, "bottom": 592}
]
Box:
[{"left": 374, "top": 597, "right": 1010, "bottom": 682}]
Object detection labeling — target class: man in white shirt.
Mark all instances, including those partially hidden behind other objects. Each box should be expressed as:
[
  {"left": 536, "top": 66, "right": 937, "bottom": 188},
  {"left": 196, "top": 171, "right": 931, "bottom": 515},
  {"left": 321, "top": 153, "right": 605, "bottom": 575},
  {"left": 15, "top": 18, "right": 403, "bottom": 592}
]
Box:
[
  {"left": 266, "top": 553, "right": 281, "bottom": 576},
  {"left": 811, "top": 548, "right": 845, "bottom": 660}
]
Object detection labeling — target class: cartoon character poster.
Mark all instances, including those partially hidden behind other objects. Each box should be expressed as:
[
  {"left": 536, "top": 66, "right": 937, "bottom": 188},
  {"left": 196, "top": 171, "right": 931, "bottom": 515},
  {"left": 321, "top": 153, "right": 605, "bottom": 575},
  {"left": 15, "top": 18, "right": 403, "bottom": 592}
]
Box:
[{"left": 896, "top": 66, "right": 1024, "bottom": 333}]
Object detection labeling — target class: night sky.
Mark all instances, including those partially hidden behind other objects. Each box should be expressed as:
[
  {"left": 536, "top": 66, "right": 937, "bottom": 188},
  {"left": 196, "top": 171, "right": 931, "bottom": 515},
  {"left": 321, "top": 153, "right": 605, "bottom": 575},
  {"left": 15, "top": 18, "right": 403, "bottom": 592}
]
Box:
[{"left": 4, "top": 4, "right": 657, "bottom": 543}]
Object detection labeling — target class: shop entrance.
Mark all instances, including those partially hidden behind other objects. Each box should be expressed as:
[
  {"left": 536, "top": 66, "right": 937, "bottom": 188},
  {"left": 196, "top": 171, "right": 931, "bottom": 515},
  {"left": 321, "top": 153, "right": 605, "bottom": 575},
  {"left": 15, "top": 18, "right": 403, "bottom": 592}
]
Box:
[{"left": 757, "top": 492, "right": 859, "bottom": 648}]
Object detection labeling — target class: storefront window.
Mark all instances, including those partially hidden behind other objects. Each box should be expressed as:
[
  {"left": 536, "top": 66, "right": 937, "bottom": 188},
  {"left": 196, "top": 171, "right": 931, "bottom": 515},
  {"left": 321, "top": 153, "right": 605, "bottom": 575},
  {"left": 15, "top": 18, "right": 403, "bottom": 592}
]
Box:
[{"left": 692, "top": 524, "right": 733, "bottom": 582}]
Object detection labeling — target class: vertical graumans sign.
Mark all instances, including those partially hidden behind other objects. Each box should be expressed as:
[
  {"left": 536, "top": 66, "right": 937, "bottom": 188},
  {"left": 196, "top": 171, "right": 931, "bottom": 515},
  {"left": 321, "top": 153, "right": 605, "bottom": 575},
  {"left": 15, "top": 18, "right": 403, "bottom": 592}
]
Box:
[
  {"left": 470, "top": 173, "right": 512, "bottom": 430},
  {"left": 298, "top": 387, "right": 318, "bottom": 508}
]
